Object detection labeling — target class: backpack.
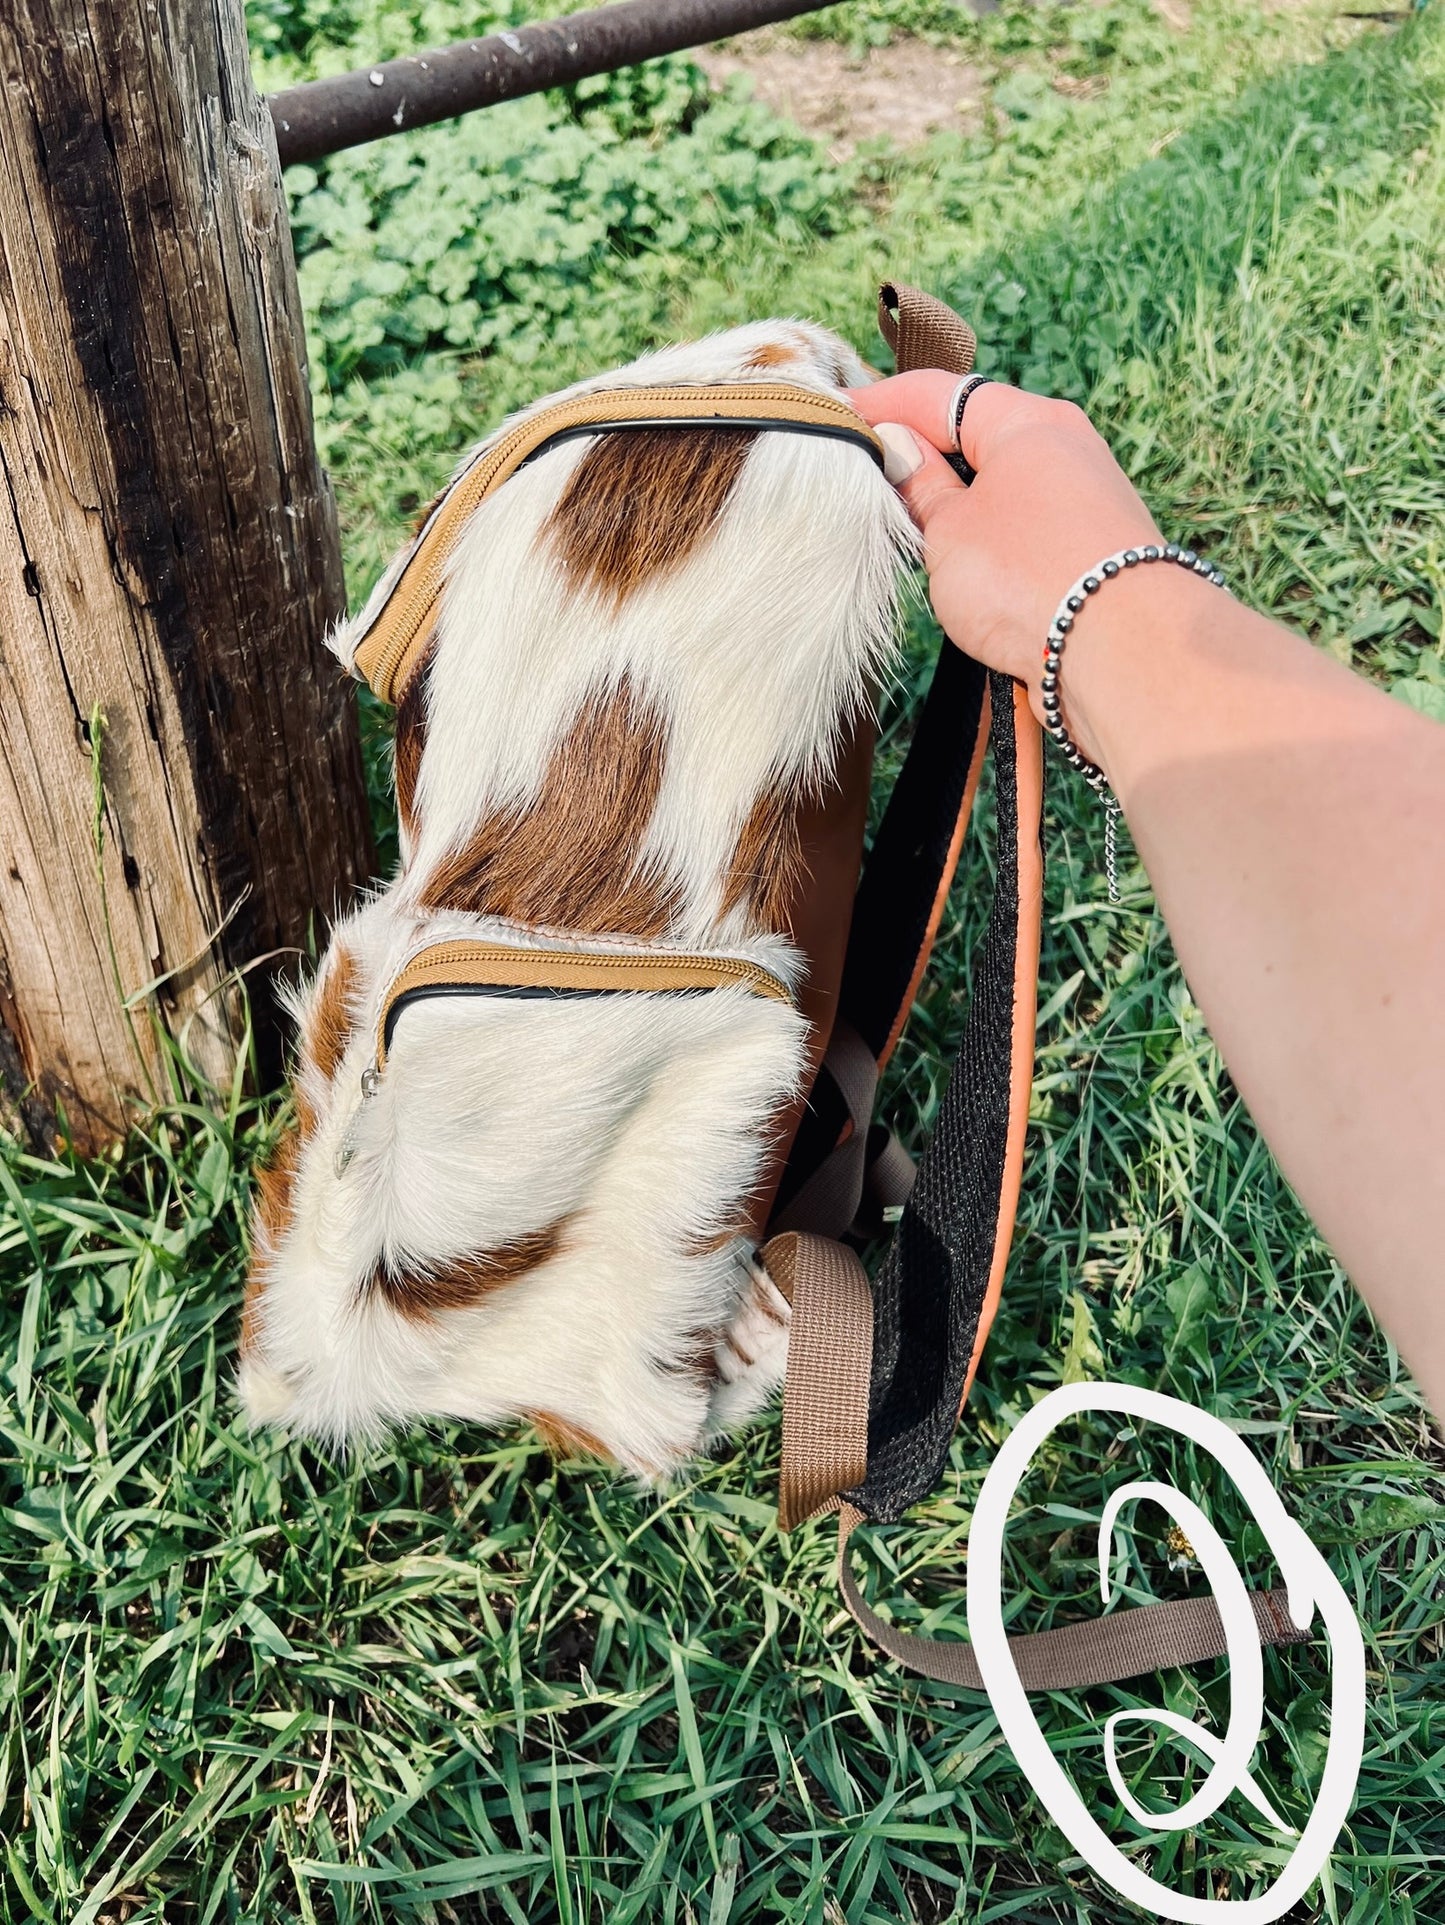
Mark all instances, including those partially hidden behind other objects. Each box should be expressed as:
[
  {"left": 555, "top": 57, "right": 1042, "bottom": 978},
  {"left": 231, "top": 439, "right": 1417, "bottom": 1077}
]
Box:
[{"left": 242, "top": 280, "right": 1304, "bottom": 1689}]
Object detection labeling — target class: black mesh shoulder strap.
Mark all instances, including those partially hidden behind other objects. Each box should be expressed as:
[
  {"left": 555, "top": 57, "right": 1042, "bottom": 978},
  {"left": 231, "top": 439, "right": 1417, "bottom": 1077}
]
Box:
[
  {"left": 855, "top": 282, "right": 1046, "bottom": 1516},
  {"left": 853, "top": 669, "right": 1042, "bottom": 1517}
]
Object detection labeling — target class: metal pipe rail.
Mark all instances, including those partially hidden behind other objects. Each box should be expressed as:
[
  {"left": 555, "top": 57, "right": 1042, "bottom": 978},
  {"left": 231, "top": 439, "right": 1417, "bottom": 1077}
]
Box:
[{"left": 267, "top": 0, "right": 845, "bottom": 167}]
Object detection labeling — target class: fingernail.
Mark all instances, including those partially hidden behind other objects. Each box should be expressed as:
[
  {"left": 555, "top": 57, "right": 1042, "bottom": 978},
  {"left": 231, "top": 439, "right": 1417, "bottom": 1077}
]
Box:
[{"left": 876, "top": 422, "right": 924, "bottom": 485}]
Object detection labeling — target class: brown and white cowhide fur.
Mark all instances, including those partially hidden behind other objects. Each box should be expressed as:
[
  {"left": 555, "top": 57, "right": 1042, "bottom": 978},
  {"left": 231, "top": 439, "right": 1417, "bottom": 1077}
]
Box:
[{"left": 238, "top": 321, "right": 915, "bottom": 1475}]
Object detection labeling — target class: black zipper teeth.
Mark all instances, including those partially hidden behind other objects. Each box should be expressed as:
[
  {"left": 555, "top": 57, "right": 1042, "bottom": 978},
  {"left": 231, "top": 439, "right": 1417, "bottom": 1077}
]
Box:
[{"left": 381, "top": 978, "right": 720, "bottom": 1058}]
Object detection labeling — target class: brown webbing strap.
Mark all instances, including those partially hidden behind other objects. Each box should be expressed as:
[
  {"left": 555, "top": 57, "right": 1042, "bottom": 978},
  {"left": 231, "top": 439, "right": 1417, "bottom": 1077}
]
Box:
[
  {"left": 766, "top": 1232, "right": 873, "bottom": 1531},
  {"left": 769, "top": 1021, "right": 879, "bottom": 1240},
  {"left": 771, "top": 1232, "right": 1312, "bottom": 1687},
  {"left": 836, "top": 1506, "right": 1309, "bottom": 1691},
  {"left": 862, "top": 1127, "right": 916, "bottom": 1219},
  {"left": 878, "top": 281, "right": 976, "bottom": 383}
]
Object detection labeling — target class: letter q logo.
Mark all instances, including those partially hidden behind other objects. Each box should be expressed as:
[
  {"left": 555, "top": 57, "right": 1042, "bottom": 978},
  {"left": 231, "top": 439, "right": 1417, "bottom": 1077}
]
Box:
[{"left": 968, "top": 1385, "right": 1366, "bottom": 1923}]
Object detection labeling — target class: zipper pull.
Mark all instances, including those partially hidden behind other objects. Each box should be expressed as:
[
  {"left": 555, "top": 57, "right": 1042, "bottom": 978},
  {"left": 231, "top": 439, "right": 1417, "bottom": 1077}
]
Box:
[{"left": 334, "top": 1063, "right": 381, "bottom": 1176}]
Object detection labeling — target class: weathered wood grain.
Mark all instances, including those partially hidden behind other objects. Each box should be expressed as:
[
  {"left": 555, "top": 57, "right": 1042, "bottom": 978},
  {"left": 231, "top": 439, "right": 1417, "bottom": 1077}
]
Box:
[{"left": 0, "top": 0, "right": 373, "bottom": 1151}]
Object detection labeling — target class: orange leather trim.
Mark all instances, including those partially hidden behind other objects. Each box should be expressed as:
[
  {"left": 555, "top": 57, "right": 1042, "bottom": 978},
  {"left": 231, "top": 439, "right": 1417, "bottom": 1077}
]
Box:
[
  {"left": 353, "top": 384, "right": 885, "bottom": 705},
  {"left": 960, "top": 684, "right": 1044, "bottom": 1406},
  {"left": 377, "top": 939, "right": 792, "bottom": 1069}
]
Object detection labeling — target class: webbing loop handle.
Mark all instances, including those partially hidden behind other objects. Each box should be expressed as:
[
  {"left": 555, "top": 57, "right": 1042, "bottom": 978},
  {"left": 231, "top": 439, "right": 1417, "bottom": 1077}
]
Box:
[{"left": 878, "top": 282, "right": 977, "bottom": 381}]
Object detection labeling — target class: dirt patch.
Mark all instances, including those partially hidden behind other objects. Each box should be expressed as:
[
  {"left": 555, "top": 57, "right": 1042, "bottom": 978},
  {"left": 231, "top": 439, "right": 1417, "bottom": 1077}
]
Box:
[{"left": 696, "top": 29, "right": 985, "bottom": 159}]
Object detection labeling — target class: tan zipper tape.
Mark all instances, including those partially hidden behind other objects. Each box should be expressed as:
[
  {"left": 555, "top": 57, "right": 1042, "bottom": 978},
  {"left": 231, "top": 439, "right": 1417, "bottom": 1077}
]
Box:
[
  {"left": 377, "top": 939, "right": 793, "bottom": 1069},
  {"left": 352, "top": 384, "right": 885, "bottom": 706}
]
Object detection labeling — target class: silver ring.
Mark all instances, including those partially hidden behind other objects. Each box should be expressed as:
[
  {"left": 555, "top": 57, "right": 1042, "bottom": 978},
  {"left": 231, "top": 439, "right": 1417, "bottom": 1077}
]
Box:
[{"left": 947, "top": 373, "right": 990, "bottom": 453}]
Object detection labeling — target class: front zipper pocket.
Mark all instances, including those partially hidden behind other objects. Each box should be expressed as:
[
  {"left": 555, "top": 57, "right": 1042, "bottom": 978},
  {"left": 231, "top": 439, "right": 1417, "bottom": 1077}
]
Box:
[{"left": 373, "top": 939, "right": 794, "bottom": 1074}]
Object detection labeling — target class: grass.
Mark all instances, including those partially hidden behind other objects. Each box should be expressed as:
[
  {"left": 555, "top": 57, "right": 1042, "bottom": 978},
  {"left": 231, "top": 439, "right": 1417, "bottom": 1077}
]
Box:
[{"left": 3, "top": 1, "right": 1444, "bottom": 1918}]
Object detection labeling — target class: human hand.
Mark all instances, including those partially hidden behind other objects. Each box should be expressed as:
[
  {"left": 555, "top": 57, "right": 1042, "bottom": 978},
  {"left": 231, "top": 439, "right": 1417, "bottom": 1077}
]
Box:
[{"left": 844, "top": 373, "right": 1177, "bottom": 745}]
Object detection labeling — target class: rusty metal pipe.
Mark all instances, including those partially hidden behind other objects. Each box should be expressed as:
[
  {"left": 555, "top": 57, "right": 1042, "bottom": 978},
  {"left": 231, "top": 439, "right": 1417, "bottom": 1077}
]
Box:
[{"left": 267, "top": 0, "right": 846, "bottom": 167}]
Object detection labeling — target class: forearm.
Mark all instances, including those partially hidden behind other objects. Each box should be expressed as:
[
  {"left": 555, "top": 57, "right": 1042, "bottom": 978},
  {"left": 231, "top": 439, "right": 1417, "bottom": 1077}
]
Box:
[
  {"left": 1070, "top": 572, "right": 1445, "bottom": 1410},
  {"left": 850, "top": 371, "right": 1445, "bottom": 1413}
]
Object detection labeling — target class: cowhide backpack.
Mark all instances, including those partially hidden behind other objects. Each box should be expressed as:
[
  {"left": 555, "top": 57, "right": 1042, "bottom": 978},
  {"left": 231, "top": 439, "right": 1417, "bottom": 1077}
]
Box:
[{"left": 242, "top": 281, "right": 1305, "bottom": 1690}]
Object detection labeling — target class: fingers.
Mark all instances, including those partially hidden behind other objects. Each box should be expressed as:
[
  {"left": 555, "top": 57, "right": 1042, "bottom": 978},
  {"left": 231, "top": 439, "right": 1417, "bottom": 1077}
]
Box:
[
  {"left": 871, "top": 424, "right": 972, "bottom": 558},
  {"left": 846, "top": 371, "right": 959, "bottom": 451},
  {"left": 847, "top": 371, "right": 1071, "bottom": 476}
]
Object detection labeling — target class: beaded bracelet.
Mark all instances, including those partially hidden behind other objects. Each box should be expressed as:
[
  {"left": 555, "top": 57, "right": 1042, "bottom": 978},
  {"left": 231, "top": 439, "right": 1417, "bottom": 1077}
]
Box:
[{"left": 1042, "top": 543, "right": 1229, "bottom": 902}]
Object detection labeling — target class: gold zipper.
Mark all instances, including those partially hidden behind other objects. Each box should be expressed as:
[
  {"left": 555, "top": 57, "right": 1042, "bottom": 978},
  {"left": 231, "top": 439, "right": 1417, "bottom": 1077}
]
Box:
[
  {"left": 385, "top": 938, "right": 791, "bottom": 987},
  {"left": 353, "top": 383, "right": 881, "bottom": 704}
]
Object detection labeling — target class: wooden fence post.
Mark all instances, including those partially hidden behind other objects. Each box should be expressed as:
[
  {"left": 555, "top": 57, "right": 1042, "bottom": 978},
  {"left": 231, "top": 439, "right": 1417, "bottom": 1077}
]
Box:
[{"left": 0, "top": 0, "right": 374, "bottom": 1153}]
